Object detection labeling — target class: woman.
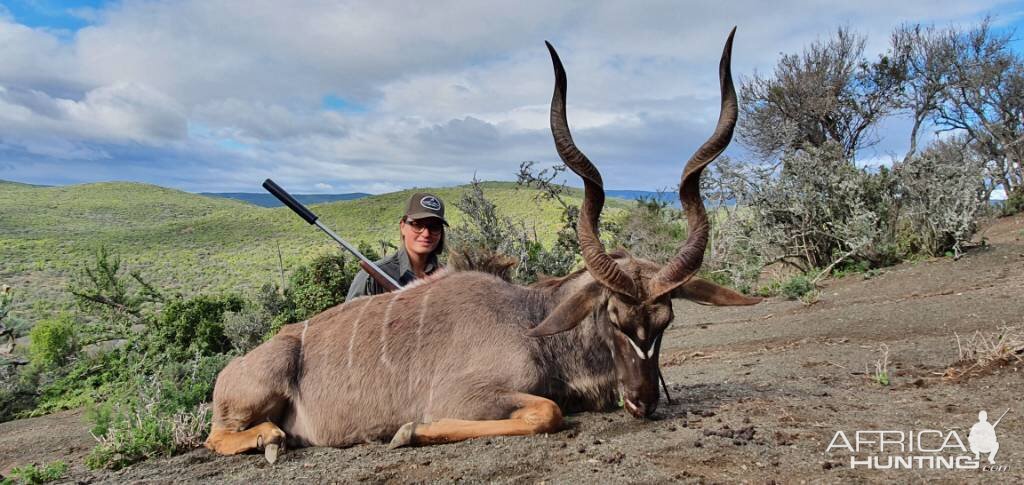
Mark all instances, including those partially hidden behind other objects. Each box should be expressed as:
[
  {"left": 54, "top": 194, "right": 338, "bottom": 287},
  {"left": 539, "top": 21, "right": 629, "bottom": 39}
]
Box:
[{"left": 345, "top": 192, "right": 447, "bottom": 300}]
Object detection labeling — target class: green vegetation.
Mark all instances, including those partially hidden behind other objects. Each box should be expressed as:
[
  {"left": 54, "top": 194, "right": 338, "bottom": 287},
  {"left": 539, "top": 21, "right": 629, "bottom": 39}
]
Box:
[
  {"left": 27, "top": 314, "right": 78, "bottom": 369},
  {"left": 0, "top": 181, "right": 628, "bottom": 329},
  {"left": 780, "top": 275, "right": 815, "bottom": 301},
  {"left": 1002, "top": 190, "right": 1024, "bottom": 217},
  {"left": 0, "top": 460, "right": 68, "bottom": 485}
]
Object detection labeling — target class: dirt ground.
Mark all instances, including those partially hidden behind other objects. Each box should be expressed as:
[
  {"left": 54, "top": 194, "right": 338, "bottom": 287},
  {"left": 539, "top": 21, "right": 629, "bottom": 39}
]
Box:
[{"left": 2, "top": 214, "right": 1023, "bottom": 484}]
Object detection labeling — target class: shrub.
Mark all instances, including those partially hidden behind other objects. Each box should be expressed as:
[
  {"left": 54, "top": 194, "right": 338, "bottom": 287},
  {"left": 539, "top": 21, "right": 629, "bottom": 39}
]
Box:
[
  {"left": 1, "top": 460, "right": 68, "bottom": 484},
  {"left": 85, "top": 407, "right": 174, "bottom": 470},
  {"left": 84, "top": 352, "right": 230, "bottom": 470},
  {"left": 1001, "top": 189, "right": 1024, "bottom": 217},
  {"left": 781, "top": 275, "right": 815, "bottom": 300},
  {"left": 449, "top": 178, "right": 578, "bottom": 284},
  {"left": 172, "top": 402, "right": 212, "bottom": 450},
  {"left": 608, "top": 196, "right": 686, "bottom": 264},
  {"left": 28, "top": 314, "right": 79, "bottom": 370},
  {"left": 896, "top": 137, "right": 988, "bottom": 257},
  {"left": 287, "top": 253, "right": 359, "bottom": 320},
  {"left": 223, "top": 302, "right": 272, "bottom": 352},
  {"left": 151, "top": 295, "right": 243, "bottom": 355}
]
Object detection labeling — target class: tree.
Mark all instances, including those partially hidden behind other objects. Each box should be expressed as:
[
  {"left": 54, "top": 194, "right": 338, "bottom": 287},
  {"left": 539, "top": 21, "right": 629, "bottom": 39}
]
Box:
[
  {"left": 739, "top": 27, "right": 905, "bottom": 160},
  {"left": 930, "top": 20, "right": 1024, "bottom": 200},
  {"left": 890, "top": 23, "right": 956, "bottom": 162}
]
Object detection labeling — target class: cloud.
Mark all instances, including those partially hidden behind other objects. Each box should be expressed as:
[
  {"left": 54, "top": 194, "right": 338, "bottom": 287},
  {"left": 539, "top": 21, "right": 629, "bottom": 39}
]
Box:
[
  {"left": 0, "top": 0, "right": 1019, "bottom": 191},
  {"left": 0, "top": 82, "right": 187, "bottom": 155}
]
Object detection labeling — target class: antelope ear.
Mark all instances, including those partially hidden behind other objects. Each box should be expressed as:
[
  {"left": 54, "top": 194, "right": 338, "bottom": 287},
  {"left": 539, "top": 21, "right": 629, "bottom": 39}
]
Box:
[
  {"left": 526, "top": 282, "right": 603, "bottom": 337},
  {"left": 672, "top": 277, "right": 761, "bottom": 306}
]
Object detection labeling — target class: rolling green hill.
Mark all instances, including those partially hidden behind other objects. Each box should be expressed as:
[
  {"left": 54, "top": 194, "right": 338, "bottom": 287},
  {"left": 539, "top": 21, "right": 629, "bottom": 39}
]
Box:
[{"left": 0, "top": 180, "right": 632, "bottom": 326}]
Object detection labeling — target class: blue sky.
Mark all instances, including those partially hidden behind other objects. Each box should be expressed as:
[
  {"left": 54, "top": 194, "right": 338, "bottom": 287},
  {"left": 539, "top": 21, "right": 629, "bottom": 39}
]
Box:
[{"left": 1, "top": 1, "right": 1022, "bottom": 193}]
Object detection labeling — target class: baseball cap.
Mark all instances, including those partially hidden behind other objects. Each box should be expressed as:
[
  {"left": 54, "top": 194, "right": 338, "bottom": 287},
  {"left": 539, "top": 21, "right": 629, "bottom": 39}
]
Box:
[{"left": 404, "top": 192, "right": 448, "bottom": 225}]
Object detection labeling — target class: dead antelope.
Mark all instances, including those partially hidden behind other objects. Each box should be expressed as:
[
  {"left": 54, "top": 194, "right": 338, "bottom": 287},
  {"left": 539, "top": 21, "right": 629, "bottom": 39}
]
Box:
[{"left": 206, "top": 28, "right": 757, "bottom": 463}]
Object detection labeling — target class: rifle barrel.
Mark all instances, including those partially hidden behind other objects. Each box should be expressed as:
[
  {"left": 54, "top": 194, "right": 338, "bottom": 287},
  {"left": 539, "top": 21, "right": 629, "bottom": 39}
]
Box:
[{"left": 263, "top": 178, "right": 402, "bottom": 290}]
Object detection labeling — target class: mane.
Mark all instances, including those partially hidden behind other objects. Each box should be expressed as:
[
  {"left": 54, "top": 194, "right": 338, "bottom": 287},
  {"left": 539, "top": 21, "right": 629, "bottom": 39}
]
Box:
[
  {"left": 446, "top": 248, "right": 518, "bottom": 282},
  {"left": 397, "top": 268, "right": 452, "bottom": 292}
]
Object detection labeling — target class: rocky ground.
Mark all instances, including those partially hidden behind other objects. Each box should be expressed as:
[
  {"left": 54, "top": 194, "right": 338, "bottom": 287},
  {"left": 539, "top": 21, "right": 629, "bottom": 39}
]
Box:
[{"left": 2, "top": 214, "right": 1023, "bottom": 484}]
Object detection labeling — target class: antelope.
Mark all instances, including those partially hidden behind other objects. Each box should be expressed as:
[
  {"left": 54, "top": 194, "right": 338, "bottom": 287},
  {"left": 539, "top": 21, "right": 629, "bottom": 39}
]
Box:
[{"left": 206, "top": 28, "right": 758, "bottom": 463}]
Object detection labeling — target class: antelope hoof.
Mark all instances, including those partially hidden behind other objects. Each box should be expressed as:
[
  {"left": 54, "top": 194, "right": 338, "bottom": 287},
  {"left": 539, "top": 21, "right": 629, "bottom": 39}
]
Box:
[
  {"left": 389, "top": 422, "right": 417, "bottom": 449},
  {"left": 265, "top": 443, "right": 281, "bottom": 464}
]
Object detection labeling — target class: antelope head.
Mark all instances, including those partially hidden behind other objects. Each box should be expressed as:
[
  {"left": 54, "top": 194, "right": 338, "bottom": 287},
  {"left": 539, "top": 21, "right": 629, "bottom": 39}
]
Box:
[{"left": 528, "top": 29, "right": 757, "bottom": 418}]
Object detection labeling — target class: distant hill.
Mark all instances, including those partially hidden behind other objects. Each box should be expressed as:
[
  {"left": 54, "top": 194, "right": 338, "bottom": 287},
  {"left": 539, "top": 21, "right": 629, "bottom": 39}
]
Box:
[
  {"left": 0, "top": 180, "right": 633, "bottom": 326},
  {"left": 205, "top": 190, "right": 671, "bottom": 208},
  {"left": 202, "top": 192, "right": 372, "bottom": 207},
  {"left": 0, "top": 179, "right": 50, "bottom": 188},
  {"left": 605, "top": 190, "right": 680, "bottom": 207}
]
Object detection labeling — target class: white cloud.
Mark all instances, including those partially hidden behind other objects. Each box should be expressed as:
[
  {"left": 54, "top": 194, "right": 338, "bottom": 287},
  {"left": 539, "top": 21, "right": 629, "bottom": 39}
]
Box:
[{"left": 0, "top": 0, "right": 1019, "bottom": 191}]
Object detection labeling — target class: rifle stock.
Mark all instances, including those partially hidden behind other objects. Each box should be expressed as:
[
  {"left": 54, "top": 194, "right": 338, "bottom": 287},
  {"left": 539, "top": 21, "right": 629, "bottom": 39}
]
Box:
[{"left": 359, "top": 261, "right": 400, "bottom": 292}]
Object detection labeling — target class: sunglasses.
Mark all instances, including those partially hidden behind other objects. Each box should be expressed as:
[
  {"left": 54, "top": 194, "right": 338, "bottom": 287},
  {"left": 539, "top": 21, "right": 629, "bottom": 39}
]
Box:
[{"left": 404, "top": 218, "right": 444, "bottom": 234}]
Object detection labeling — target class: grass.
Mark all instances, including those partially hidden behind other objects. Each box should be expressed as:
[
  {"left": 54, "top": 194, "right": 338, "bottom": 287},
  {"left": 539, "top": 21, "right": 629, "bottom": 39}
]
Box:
[
  {"left": 948, "top": 326, "right": 1024, "bottom": 378},
  {"left": 867, "top": 344, "right": 891, "bottom": 386},
  {"left": 0, "top": 180, "right": 631, "bottom": 328},
  {"left": 0, "top": 460, "right": 68, "bottom": 484}
]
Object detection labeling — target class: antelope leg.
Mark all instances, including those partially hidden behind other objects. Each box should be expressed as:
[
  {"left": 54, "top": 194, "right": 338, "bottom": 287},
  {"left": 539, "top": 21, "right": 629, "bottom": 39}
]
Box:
[
  {"left": 205, "top": 421, "right": 287, "bottom": 462},
  {"left": 390, "top": 393, "right": 562, "bottom": 448}
]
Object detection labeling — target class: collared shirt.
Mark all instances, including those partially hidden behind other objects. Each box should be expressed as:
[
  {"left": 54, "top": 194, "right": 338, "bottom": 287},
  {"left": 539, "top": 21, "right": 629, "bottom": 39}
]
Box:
[{"left": 345, "top": 248, "right": 441, "bottom": 301}]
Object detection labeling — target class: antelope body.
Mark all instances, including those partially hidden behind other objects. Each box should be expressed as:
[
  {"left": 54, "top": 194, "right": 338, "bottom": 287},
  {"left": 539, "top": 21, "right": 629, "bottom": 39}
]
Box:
[{"left": 207, "top": 29, "right": 757, "bottom": 462}]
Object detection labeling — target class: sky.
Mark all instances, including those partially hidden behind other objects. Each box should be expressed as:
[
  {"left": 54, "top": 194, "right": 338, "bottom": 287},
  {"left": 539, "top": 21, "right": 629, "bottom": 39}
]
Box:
[{"left": 0, "top": 1, "right": 1022, "bottom": 194}]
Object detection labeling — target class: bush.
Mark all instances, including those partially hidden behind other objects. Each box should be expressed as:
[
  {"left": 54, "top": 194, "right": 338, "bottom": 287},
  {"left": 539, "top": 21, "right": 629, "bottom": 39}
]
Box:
[
  {"left": 1001, "top": 189, "right": 1024, "bottom": 217},
  {"left": 151, "top": 295, "right": 243, "bottom": 355},
  {"left": 84, "top": 352, "right": 231, "bottom": 470},
  {"left": 28, "top": 314, "right": 79, "bottom": 370},
  {"left": 781, "top": 275, "right": 815, "bottom": 300},
  {"left": 449, "top": 178, "right": 578, "bottom": 284},
  {"left": 608, "top": 196, "right": 686, "bottom": 264},
  {"left": 85, "top": 407, "right": 174, "bottom": 470},
  {"left": 223, "top": 302, "right": 273, "bottom": 352},
  {"left": 287, "top": 253, "right": 358, "bottom": 320},
  {"left": 1, "top": 460, "right": 68, "bottom": 484},
  {"left": 897, "top": 137, "right": 987, "bottom": 257}
]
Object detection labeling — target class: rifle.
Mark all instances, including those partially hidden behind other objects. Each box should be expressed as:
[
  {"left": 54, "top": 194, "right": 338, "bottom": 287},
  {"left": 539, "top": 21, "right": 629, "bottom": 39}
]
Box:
[{"left": 262, "top": 179, "right": 401, "bottom": 292}]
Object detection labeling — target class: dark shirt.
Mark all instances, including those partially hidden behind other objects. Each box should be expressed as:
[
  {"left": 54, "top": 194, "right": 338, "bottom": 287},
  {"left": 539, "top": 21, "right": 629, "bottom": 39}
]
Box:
[{"left": 345, "top": 249, "right": 441, "bottom": 300}]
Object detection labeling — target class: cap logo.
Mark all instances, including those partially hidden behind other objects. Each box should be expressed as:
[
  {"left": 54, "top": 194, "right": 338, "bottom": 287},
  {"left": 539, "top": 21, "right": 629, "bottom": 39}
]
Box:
[{"left": 420, "top": 196, "right": 441, "bottom": 211}]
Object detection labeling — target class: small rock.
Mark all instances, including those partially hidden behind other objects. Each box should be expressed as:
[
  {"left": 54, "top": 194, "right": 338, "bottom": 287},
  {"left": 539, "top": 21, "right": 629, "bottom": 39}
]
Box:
[
  {"left": 693, "top": 440, "right": 703, "bottom": 448},
  {"left": 577, "top": 445, "right": 587, "bottom": 453},
  {"left": 602, "top": 451, "right": 625, "bottom": 464}
]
